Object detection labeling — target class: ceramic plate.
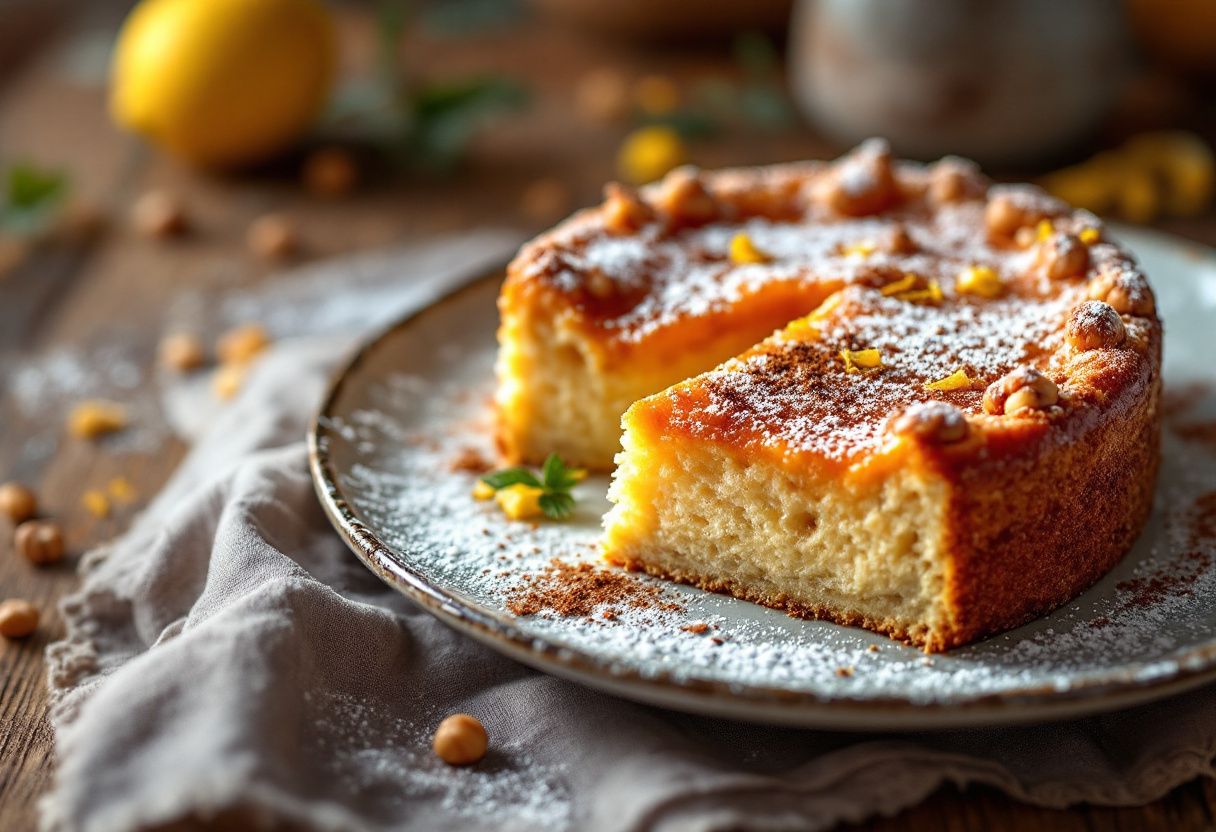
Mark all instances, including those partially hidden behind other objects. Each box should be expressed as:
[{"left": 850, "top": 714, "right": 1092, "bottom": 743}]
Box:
[{"left": 310, "top": 227, "right": 1216, "bottom": 730}]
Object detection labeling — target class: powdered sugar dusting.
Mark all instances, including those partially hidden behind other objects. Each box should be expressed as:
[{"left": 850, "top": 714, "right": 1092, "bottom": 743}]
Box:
[
  {"left": 307, "top": 691, "right": 572, "bottom": 830},
  {"left": 668, "top": 286, "right": 1076, "bottom": 462},
  {"left": 522, "top": 200, "right": 1052, "bottom": 345}
]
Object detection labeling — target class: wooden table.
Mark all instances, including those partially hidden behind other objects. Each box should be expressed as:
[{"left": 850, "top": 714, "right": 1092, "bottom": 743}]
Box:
[{"left": 3, "top": 4, "right": 1216, "bottom": 830}]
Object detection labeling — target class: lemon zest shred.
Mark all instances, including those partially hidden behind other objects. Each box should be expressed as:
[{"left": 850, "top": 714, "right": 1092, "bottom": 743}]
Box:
[
  {"left": 880, "top": 274, "right": 919, "bottom": 296},
  {"left": 840, "top": 348, "right": 883, "bottom": 374},
  {"left": 729, "top": 232, "right": 771, "bottom": 265},
  {"left": 924, "top": 367, "right": 973, "bottom": 391},
  {"left": 956, "top": 265, "right": 1003, "bottom": 298}
]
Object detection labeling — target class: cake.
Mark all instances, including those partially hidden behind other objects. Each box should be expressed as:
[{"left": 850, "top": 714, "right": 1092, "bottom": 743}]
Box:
[{"left": 497, "top": 140, "right": 1162, "bottom": 651}]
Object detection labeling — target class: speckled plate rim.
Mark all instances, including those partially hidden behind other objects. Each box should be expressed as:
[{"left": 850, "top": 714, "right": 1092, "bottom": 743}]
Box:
[{"left": 309, "top": 229, "right": 1216, "bottom": 730}]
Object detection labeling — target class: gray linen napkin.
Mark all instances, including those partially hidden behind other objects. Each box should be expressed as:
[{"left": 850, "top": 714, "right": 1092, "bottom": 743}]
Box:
[{"left": 41, "top": 233, "right": 1216, "bottom": 832}]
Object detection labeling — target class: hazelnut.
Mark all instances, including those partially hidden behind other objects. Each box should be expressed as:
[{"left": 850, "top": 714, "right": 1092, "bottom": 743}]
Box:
[
  {"left": 574, "top": 68, "right": 630, "bottom": 124},
  {"left": 1042, "top": 233, "right": 1089, "bottom": 280},
  {"left": 928, "top": 158, "right": 983, "bottom": 203},
  {"left": 0, "top": 599, "right": 39, "bottom": 639},
  {"left": 885, "top": 223, "right": 917, "bottom": 255},
  {"left": 653, "top": 167, "right": 718, "bottom": 229},
  {"left": 1088, "top": 266, "right": 1155, "bottom": 316},
  {"left": 634, "top": 74, "right": 680, "bottom": 115},
  {"left": 14, "top": 520, "right": 65, "bottom": 565},
  {"left": 131, "top": 190, "right": 188, "bottom": 238},
  {"left": 892, "top": 402, "right": 969, "bottom": 444},
  {"left": 247, "top": 214, "right": 298, "bottom": 260},
  {"left": 159, "top": 332, "right": 206, "bottom": 372},
  {"left": 601, "top": 183, "right": 655, "bottom": 235},
  {"left": 216, "top": 324, "right": 269, "bottom": 365},
  {"left": 985, "top": 193, "right": 1041, "bottom": 242},
  {"left": 0, "top": 482, "right": 37, "bottom": 524},
  {"left": 1067, "top": 301, "right": 1126, "bottom": 352},
  {"left": 213, "top": 363, "right": 249, "bottom": 401},
  {"left": 433, "top": 714, "right": 488, "bottom": 766},
  {"left": 818, "top": 139, "right": 897, "bottom": 217},
  {"left": 68, "top": 400, "right": 128, "bottom": 439},
  {"left": 303, "top": 147, "right": 358, "bottom": 197},
  {"left": 983, "top": 366, "right": 1058, "bottom": 416}
]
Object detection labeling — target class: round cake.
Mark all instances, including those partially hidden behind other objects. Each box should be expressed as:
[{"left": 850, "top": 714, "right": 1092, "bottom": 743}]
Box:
[{"left": 497, "top": 140, "right": 1162, "bottom": 650}]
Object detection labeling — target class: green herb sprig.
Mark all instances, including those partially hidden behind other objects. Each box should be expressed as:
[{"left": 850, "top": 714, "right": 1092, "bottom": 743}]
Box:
[
  {"left": 480, "top": 453, "right": 583, "bottom": 520},
  {"left": 2, "top": 162, "right": 69, "bottom": 235}
]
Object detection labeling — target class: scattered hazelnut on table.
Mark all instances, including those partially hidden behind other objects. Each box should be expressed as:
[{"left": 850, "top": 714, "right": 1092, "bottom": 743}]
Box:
[
  {"left": 14, "top": 520, "right": 65, "bottom": 565},
  {"left": 0, "top": 599, "right": 39, "bottom": 639},
  {"left": 131, "top": 190, "right": 188, "bottom": 238},
  {"left": 0, "top": 482, "right": 37, "bottom": 524},
  {"left": 68, "top": 400, "right": 128, "bottom": 439},
  {"left": 159, "top": 332, "right": 206, "bottom": 372},
  {"left": 216, "top": 324, "right": 269, "bottom": 365},
  {"left": 634, "top": 74, "right": 679, "bottom": 115},
  {"left": 433, "top": 714, "right": 488, "bottom": 766},
  {"left": 247, "top": 214, "right": 298, "bottom": 260},
  {"left": 303, "top": 147, "right": 358, "bottom": 198},
  {"left": 212, "top": 363, "right": 249, "bottom": 401},
  {"left": 575, "top": 68, "right": 630, "bottom": 124}
]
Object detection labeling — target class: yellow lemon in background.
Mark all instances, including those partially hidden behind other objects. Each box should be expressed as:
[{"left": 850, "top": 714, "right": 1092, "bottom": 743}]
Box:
[{"left": 111, "top": 0, "right": 336, "bottom": 169}]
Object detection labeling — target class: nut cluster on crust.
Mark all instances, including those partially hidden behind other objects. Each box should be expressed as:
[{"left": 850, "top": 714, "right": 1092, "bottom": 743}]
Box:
[
  {"left": 582, "top": 146, "right": 1159, "bottom": 445},
  {"left": 602, "top": 183, "right": 655, "bottom": 235},
  {"left": 1067, "top": 300, "right": 1126, "bottom": 352},
  {"left": 982, "top": 366, "right": 1059, "bottom": 416},
  {"left": 653, "top": 167, "right": 719, "bottom": 229},
  {"left": 984, "top": 185, "right": 1066, "bottom": 244},
  {"left": 892, "top": 401, "right": 969, "bottom": 444},
  {"left": 1041, "top": 232, "right": 1090, "bottom": 280},
  {"left": 815, "top": 138, "right": 899, "bottom": 217},
  {"left": 927, "top": 157, "right": 986, "bottom": 204},
  {"left": 1087, "top": 263, "right": 1156, "bottom": 316}
]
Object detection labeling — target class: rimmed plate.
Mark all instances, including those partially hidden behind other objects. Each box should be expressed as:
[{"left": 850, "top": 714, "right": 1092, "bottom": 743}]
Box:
[{"left": 309, "top": 227, "right": 1216, "bottom": 730}]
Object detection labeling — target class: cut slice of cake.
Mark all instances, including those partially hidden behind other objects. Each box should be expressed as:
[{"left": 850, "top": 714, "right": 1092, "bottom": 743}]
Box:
[{"left": 600, "top": 221, "right": 1160, "bottom": 652}]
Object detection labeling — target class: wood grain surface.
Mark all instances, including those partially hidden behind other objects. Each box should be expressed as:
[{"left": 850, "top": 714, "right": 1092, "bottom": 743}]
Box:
[{"left": 2, "top": 3, "right": 1216, "bottom": 830}]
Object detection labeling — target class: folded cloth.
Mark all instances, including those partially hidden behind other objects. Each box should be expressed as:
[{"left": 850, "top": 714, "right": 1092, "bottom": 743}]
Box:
[{"left": 42, "top": 234, "right": 1216, "bottom": 832}]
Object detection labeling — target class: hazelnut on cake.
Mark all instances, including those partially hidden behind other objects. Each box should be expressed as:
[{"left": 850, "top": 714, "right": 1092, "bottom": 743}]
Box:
[{"left": 498, "top": 140, "right": 1161, "bottom": 650}]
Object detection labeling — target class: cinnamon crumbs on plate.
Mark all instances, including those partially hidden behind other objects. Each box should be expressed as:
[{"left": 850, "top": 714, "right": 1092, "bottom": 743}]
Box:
[
  {"left": 449, "top": 447, "right": 493, "bottom": 474},
  {"left": 506, "top": 559, "right": 682, "bottom": 620}
]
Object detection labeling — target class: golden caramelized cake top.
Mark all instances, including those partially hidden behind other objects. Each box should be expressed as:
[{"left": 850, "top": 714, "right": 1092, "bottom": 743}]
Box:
[{"left": 508, "top": 139, "right": 1159, "bottom": 473}]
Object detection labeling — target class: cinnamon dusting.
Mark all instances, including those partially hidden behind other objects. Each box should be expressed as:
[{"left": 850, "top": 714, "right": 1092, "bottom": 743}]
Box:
[{"left": 506, "top": 559, "right": 683, "bottom": 620}]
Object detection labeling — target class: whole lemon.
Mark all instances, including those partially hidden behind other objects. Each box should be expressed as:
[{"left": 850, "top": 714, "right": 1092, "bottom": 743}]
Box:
[{"left": 111, "top": 0, "right": 336, "bottom": 169}]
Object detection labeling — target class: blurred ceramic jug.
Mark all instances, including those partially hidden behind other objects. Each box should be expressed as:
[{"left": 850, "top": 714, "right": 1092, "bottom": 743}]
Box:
[{"left": 790, "top": 0, "right": 1127, "bottom": 165}]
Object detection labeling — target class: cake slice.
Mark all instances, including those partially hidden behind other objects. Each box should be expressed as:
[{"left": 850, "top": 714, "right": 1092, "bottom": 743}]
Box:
[{"left": 599, "top": 212, "right": 1161, "bottom": 652}]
